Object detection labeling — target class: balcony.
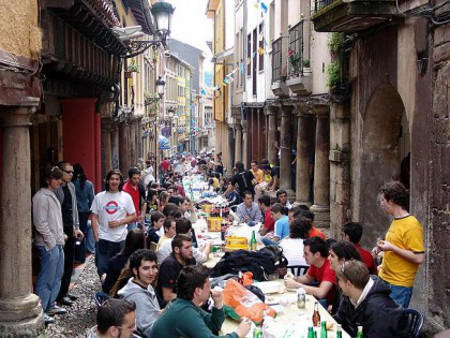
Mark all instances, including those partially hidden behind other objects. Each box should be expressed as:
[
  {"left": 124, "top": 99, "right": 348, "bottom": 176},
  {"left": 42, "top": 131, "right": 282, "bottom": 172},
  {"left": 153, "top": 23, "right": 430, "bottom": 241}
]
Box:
[
  {"left": 312, "top": 0, "right": 398, "bottom": 32},
  {"left": 286, "top": 20, "right": 312, "bottom": 96},
  {"left": 271, "top": 36, "right": 289, "bottom": 97}
]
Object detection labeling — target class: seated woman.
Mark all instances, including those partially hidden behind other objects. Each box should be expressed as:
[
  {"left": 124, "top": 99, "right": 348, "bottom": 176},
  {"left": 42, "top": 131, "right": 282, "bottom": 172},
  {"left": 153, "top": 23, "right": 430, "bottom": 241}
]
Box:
[
  {"left": 102, "top": 230, "right": 146, "bottom": 294},
  {"left": 279, "top": 218, "right": 309, "bottom": 267}
]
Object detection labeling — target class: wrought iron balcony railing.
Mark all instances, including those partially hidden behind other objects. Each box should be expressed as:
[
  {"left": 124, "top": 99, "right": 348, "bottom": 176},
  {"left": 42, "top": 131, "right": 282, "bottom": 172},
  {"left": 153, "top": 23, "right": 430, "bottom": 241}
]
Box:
[
  {"left": 288, "top": 20, "right": 304, "bottom": 76},
  {"left": 271, "top": 36, "right": 287, "bottom": 83}
]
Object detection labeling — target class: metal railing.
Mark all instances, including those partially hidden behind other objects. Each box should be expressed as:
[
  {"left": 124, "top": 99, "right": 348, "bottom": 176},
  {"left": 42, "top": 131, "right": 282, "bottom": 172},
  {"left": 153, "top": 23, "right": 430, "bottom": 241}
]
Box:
[
  {"left": 272, "top": 36, "right": 287, "bottom": 83},
  {"left": 313, "top": 0, "right": 335, "bottom": 13},
  {"left": 288, "top": 20, "right": 304, "bottom": 75}
]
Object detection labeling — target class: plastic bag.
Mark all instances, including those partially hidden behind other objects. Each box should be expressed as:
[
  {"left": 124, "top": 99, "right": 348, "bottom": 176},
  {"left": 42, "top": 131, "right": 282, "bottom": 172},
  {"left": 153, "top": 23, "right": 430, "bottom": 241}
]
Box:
[{"left": 223, "top": 279, "right": 276, "bottom": 324}]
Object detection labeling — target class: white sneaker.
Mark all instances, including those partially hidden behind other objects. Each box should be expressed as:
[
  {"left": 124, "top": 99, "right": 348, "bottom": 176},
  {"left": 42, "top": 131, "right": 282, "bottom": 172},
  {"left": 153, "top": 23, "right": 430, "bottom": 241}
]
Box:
[{"left": 47, "top": 305, "right": 68, "bottom": 316}]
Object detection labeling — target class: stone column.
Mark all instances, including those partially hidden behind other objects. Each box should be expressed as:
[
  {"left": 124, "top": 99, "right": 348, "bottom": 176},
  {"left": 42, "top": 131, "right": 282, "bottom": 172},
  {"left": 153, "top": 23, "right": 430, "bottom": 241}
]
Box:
[
  {"left": 130, "top": 119, "right": 137, "bottom": 167},
  {"left": 296, "top": 105, "right": 313, "bottom": 205},
  {"left": 101, "top": 117, "right": 113, "bottom": 178},
  {"left": 235, "top": 122, "right": 242, "bottom": 163},
  {"left": 0, "top": 106, "right": 44, "bottom": 336},
  {"left": 279, "top": 105, "right": 295, "bottom": 199},
  {"left": 310, "top": 105, "right": 330, "bottom": 226},
  {"left": 111, "top": 123, "right": 120, "bottom": 171},
  {"left": 266, "top": 106, "right": 278, "bottom": 165},
  {"left": 119, "top": 120, "right": 131, "bottom": 175}
]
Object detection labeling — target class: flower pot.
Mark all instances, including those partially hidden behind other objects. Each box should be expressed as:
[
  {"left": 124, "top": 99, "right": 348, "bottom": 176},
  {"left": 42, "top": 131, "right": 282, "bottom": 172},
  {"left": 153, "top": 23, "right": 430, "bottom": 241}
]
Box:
[{"left": 124, "top": 71, "right": 133, "bottom": 79}]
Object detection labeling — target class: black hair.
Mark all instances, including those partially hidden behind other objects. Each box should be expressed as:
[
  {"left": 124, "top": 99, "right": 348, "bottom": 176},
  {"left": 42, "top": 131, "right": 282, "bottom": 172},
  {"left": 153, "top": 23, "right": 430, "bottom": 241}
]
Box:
[
  {"left": 269, "top": 197, "right": 279, "bottom": 205},
  {"left": 176, "top": 217, "right": 192, "bottom": 235},
  {"left": 235, "top": 161, "right": 244, "bottom": 172},
  {"left": 343, "top": 222, "right": 363, "bottom": 244},
  {"left": 104, "top": 169, "right": 124, "bottom": 192},
  {"left": 41, "top": 165, "right": 63, "bottom": 188},
  {"left": 128, "top": 167, "right": 140, "bottom": 178},
  {"left": 119, "top": 230, "right": 146, "bottom": 255},
  {"left": 97, "top": 299, "right": 136, "bottom": 334},
  {"left": 270, "top": 203, "right": 287, "bottom": 215},
  {"left": 180, "top": 196, "right": 191, "bottom": 204},
  {"left": 72, "top": 163, "right": 87, "bottom": 187},
  {"left": 257, "top": 195, "right": 271, "bottom": 207},
  {"left": 129, "top": 249, "right": 157, "bottom": 277},
  {"left": 163, "top": 217, "right": 176, "bottom": 232},
  {"left": 176, "top": 265, "right": 210, "bottom": 301},
  {"left": 243, "top": 191, "right": 253, "bottom": 199},
  {"left": 151, "top": 211, "right": 165, "bottom": 225},
  {"left": 290, "top": 217, "right": 313, "bottom": 239},
  {"left": 171, "top": 234, "right": 192, "bottom": 251},
  {"left": 330, "top": 240, "right": 362, "bottom": 262},
  {"left": 303, "top": 236, "right": 329, "bottom": 258},
  {"left": 276, "top": 189, "right": 287, "bottom": 198},
  {"left": 163, "top": 203, "right": 182, "bottom": 218}
]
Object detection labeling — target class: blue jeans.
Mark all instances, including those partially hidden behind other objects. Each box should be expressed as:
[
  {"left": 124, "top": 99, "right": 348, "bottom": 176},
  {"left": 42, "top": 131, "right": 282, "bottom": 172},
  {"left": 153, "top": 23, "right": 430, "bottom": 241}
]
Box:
[
  {"left": 95, "top": 239, "right": 124, "bottom": 278},
  {"left": 261, "top": 237, "right": 279, "bottom": 247},
  {"left": 127, "top": 222, "right": 137, "bottom": 231},
  {"left": 35, "top": 245, "right": 64, "bottom": 312},
  {"left": 384, "top": 281, "right": 413, "bottom": 308},
  {"left": 86, "top": 220, "right": 96, "bottom": 254}
]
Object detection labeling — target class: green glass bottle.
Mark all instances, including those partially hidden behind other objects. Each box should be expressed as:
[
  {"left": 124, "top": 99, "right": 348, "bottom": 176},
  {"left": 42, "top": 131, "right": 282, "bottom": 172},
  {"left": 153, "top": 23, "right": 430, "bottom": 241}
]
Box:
[
  {"left": 250, "top": 230, "right": 257, "bottom": 251},
  {"left": 320, "top": 321, "right": 327, "bottom": 338},
  {"left": 307, "top": 326, "right": 314, "bottom": 338},
  {"left": 336, "top": 324, "right": 342, "bottom": 338},
  {"left": 356, "top": 325, "right": 363, "bottom": 338}
]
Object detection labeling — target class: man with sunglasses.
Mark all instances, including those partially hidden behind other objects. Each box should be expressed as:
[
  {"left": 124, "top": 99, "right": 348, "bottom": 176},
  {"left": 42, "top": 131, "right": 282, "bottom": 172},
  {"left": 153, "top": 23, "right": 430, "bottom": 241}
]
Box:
[{"left": 55, "top": 161, "right": 84, "bottom": 306}]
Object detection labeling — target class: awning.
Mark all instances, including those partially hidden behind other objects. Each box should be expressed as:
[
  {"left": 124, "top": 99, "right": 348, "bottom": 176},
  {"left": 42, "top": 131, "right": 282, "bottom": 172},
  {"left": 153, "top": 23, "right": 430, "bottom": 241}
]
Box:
[{"left": 158, "top": 135, "right": 171, "bottom": 150}]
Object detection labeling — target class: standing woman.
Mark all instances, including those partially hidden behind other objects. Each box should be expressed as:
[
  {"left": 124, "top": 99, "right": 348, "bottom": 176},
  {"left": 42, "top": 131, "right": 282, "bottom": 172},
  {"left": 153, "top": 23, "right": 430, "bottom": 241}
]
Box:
[
  {"left": 73, "top": 163, "right": 95, "bottom": 262},
  {"left": 146, "top": 188, "right": 161, "bottom": 214}
]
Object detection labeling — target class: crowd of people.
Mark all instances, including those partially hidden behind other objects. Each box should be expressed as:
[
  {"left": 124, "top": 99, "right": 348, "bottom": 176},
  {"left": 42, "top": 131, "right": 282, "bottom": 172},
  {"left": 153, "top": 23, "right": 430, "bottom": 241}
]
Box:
[{"left": 31, "top": 153, "right": 425, "bottom": 337}]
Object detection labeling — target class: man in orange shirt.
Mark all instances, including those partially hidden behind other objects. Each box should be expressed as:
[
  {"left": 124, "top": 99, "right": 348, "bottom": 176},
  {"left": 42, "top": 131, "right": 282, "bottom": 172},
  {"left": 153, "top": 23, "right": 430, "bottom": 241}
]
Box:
[{"left": 288, "top": 207, "right": 326, "bottom": 241}]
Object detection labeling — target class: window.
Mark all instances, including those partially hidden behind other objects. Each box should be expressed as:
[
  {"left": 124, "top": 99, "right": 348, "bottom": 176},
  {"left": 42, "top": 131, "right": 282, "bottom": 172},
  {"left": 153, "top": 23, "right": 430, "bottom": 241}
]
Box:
[
  {"left": 247, "top": 33, "right": 251, "bottom": 76},
  {"left": 258, "top": 22, "right": 264, "bottom": 71},
  {"left": 252, "top": 28, "right": 257, "bottom": 95}
]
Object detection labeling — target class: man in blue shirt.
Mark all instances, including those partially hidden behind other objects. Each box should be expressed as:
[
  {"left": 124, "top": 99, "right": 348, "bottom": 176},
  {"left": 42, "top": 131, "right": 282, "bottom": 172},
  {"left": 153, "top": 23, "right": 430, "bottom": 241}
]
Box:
[
  {"left": 235, "top": 191, "right": 263, "bottom": 224},
  {"left": 261, "top": 203, "right": 289, "bottom": 246}
]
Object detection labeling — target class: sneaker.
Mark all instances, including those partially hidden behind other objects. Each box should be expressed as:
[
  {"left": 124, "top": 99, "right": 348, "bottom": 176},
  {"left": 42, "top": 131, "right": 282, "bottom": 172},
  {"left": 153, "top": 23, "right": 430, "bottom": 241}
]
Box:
[
  {"left": 47, "top": 305, "right": 68, "bottom": 316},
  {"left": 58, "top": 296, "right": 74, "bottom": 306},
  {"left": 43, "top": 313, "right": 55, "bottom": 325},
  {"left": 67, "top": 293, "right": 78, "bottom": 301}
]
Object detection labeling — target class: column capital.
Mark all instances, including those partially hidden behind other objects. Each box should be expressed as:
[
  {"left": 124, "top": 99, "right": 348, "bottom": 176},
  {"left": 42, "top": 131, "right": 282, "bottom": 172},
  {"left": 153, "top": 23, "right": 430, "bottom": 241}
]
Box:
[
  {"left": 280, "top": 104, "right": 294, "bottom": 117},
  {"left": 265, "top": 104, "right": 280, "bottom": 116},
  {"left": 0, "top": 106, "right": 35, "bottom": 128},
  {"left": 294, "top": 102, "right": 313, "bottom": 117},
  {"left": 313, "top": 103, "right": 330, "bottom": 118}
]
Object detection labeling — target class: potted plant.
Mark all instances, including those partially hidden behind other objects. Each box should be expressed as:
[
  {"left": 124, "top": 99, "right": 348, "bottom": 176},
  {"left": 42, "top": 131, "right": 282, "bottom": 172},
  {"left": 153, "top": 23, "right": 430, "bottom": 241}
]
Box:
[
  {"left": 302, "top": 59, "right": 311, "bottom": 73},
  {"left": 125, "top": 59, "right": 139, "bottom": 78}
]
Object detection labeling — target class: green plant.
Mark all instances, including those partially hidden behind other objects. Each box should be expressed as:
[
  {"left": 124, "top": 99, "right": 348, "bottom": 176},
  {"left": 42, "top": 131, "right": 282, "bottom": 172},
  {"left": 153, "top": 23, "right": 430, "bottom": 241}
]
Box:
[
  {"left": 328, "top": 32, "right": 344, "bottom": 55},
  {"left": 127, "top": 59, "right": 139, "bottom": 72},
  {"left": 326, "top": 61, "right": 341, "bottom": 88},
  {"left": 302, "top": 59, "right": 310, "bottom": 68}
]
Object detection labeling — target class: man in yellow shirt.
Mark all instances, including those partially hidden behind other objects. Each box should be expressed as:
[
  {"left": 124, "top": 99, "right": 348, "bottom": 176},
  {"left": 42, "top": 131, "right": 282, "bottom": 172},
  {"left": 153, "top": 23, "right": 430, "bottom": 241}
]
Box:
[
  {"left": 250, "top": 160, "right": 264, "bottom": 185},
  {"left": 374, "top": 181, "right": 424, "bottom": 308}
]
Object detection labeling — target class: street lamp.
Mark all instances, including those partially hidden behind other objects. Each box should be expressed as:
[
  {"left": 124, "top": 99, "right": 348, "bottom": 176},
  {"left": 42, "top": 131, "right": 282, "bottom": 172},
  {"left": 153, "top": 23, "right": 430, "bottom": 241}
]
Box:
[
  {"left": 145, "top": 76, "right": 166, "bottom": 106},
  {"left": 120, "top": 1, "right": 175, "bottom": 58}
]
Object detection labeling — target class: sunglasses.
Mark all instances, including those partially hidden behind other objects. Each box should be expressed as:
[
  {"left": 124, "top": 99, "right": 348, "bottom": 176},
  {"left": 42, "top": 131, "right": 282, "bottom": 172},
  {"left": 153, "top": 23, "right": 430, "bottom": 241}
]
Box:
[{"left": 63, "top": 170, "right": 74, "bottom": 174}]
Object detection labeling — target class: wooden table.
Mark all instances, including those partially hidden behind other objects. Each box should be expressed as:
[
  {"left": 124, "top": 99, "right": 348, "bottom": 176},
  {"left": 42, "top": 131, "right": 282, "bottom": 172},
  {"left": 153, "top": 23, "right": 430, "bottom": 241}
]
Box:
[{"left": 220, "top": 280, "right": 349, "bottom": 338}]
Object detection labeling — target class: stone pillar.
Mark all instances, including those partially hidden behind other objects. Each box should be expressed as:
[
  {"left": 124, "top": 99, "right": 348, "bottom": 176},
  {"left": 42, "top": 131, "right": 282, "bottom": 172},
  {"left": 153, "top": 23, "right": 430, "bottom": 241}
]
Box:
[
  {"left": 310, "top": 105, "right": 330, "bottom": 226},
  {"left": 111, "top": 123, "right": 120, "bottom": 171},
  {"left": 0, "top": 106, "right": 44, "bottom": 336},
  {"left": 296, "top": 106, "right": 313, "bottom": 205},
  {"left": 119, "top": 120, "right": 131, "bottom": 175},
  {"left": 235, "top": 122, "right": 242, "bottom": 163},
  {"left": 267, "top": 106, "right": 278, "bottom": 165},
  {"left": 130, "top": 119, "right": 137, "bottom": 167},
  {"left": 279, "top": 105, "right": 295, "bottom": 199},
  {"left": 101, "top": 117, "right": 113, "bottom": 178},
  {"left": 135, "top": 119, "right": 142, "bottom": 162}
]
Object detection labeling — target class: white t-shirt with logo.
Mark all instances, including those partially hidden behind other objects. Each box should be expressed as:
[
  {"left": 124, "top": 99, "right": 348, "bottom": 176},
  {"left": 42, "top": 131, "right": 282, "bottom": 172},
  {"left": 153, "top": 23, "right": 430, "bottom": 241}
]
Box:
[{"left": 91, "top": 191, "right": 136, "bottom": 242}]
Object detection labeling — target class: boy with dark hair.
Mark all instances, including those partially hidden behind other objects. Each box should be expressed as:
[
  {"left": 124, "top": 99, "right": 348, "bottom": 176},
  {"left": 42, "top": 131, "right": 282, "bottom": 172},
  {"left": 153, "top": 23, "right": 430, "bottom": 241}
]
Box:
[
  {"left": 118, "top": 249, "right": 160, "bottom": 337},
  {"left": 343, "top": 222, "right": 378, "bottom": 275},
  {"left": 276, "top": 189, "right": 292, "bottom": 209},
  {"left": 333, "top": 260, "right": 409, "bottom": 338},
  {"left": 257, "top": 195, "right": 275, "bottom": 236},
  {"left": 284, "top": 237, "right": 336, "bottom": 306},
  {"left": 88, "top": 299, "right": 136, "bottom": 338},
  {"left": 151, "top": 265, "right": 251, "bottom": 338},
  {"left": 146, "top": 211, "right": 165, "bottom": 247}
]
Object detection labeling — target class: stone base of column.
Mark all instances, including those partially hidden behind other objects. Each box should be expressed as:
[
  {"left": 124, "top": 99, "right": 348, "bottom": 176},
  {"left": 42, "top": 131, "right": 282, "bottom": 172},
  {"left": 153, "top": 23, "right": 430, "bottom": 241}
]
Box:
[
  {"left": 310, "top": 204, "right": 330, "bottom": 228},
  {"left": 293, "top": 200, "right": 312, "bottom": 208},
  {"left": 0, "top": 294, "right": 44, "bottom": 336}
]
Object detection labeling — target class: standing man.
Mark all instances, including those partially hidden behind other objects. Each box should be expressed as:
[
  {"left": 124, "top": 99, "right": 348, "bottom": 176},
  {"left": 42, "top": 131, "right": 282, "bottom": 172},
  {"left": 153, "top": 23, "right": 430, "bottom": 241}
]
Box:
[
  {"left": 224, "top": 161, "right": 255, "bottom": 198},
  {"left": 375, "top": 181, "right": 424, "bottom": 307},
  {"left": 91, "top": 169, "right": 137, "bottom": 278},
  {"left": 123, "top": 167, "right": 146, "bottom": 230},
  {"left": 55, "top": 161, "right": 84, "bottom": 306},
  {"left": 32, "top": 165, "right": 67, "bottom": 324}
]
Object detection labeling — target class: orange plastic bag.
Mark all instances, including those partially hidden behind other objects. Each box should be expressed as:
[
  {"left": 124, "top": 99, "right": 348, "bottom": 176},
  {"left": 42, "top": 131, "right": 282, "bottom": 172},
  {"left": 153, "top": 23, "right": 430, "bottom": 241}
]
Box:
[{"left": 223, "top": 279, "right": 276, "bottom": 323}]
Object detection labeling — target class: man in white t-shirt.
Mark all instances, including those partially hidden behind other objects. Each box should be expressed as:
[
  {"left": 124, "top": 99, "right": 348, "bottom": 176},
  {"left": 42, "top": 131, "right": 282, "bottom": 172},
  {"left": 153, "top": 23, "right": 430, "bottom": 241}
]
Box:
[{"left": 91, "top": 169, "right": 136, "bottom": 277}]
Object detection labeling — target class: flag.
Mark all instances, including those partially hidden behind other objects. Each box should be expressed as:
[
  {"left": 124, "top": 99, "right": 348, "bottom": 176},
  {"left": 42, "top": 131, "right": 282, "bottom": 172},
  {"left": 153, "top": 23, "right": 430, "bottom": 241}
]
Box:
[
  {"left": 200, "top": 88, "right": 206, "bottom": 95},
  {"left": 261, "top": 2, "right": 268, "bottom": 12}
]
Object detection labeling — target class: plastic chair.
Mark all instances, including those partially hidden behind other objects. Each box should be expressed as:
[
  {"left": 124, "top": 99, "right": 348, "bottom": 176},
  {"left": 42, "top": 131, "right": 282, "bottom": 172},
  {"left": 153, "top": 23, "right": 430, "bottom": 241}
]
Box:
[
  {"left": 404, "top": 308, "right": 423, "bottom": 338},
  {"left": 93, "top": 291, "right": 110, "bottom": 308},
  {"left": 288, "top": 265, "right": 309, "bottom": 277}
]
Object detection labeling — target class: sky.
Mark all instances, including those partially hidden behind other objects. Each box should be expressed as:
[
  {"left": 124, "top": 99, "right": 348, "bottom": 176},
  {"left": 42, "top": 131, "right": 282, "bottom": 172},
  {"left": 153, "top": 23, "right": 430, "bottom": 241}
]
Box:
[{"left": 166, "top": 0, "right": 213, "bottom": 59}]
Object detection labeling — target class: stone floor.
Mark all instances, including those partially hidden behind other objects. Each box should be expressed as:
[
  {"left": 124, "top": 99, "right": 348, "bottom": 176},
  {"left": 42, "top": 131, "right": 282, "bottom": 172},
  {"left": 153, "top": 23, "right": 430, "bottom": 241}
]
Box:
[{"left": 45, "top": 257, "right": 100, "bottom": 337}]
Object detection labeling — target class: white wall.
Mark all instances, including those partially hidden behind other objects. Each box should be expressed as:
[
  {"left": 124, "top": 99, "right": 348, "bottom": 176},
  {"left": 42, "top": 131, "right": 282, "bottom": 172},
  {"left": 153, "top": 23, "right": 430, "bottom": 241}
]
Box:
[
  {"left": 311, "top": 29, "right": 331, "bottom": 94},
  {"left": 225, "top": 0, "right": 235, "bottom": 50}
]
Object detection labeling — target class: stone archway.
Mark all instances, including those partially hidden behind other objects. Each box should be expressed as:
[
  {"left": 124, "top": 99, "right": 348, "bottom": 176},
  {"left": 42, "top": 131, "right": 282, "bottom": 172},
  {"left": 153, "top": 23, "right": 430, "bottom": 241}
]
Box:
[{"left": 359, "top": 83, "right": 408, "bottom": 246}]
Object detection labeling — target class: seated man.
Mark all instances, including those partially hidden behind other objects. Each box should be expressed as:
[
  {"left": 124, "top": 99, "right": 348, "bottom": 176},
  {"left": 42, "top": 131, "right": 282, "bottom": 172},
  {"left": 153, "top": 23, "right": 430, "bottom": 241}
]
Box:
[
  {"left": 224, "top": 181, "right": 242, "bottom": 207},
  {"left": 333, "top": 260, "right": 409, "bottom": 337},
  {"left": 235, "top": 191, "right": 263, "bottom": 224},
  {"left": 261, "top": 203, "right": 289, "bottom": 246},
  {"left": 151, "top": 265, "right": 252, "bottom": 338},
  {"left": 284, "top": 237, "right": 336, "bottom": 306},
  {"left": 343, "top": 222, "right": 378, "bottom": 275},
  {"left": 276, "top": 189, "right": 292, "bottom": 210},
  {"left": 180, "top": 196, "right": 198, "bottom": 224},
  {"left": 157, "top": 234, "right": 197, "bottom": 303},
  {"left": 258, "top": 195, "right": 275, "bottom": 236},
  {"left": 118, "top": 249, "right": 160, "bottom": 337},
  {"left": 288, "top": 207, "right": 326, "bottom": 241},
  {"left": 88, "top": 298, "right": 136, "bottom": 338}
]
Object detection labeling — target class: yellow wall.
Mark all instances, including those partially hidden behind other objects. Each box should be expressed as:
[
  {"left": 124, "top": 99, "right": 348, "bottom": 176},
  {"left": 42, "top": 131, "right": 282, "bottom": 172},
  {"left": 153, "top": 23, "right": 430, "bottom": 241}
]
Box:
[{"left": 0, "top": 0, "right": 41, "bottom": 59}]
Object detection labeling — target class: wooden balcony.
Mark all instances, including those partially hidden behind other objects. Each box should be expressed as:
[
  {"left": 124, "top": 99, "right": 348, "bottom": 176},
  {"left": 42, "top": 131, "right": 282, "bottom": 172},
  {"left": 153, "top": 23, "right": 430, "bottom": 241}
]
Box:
[{"left": 312, "top": 0, "right": 398, "bottom": 32}]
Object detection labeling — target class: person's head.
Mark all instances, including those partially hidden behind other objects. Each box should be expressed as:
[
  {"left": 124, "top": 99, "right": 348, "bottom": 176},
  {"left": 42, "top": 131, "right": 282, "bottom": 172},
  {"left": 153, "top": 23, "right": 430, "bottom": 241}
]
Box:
[
  {"left": 145, "top": 160, "right": 151, "bottom": 168},
  {"left": 96, "top": 299, "right": 136, "bottom": 338},
  {"left": 105, "top": 169, "right": 124, "bottom": 192},
  {"left": 129, "top": 249, "right": 158, "bottom": 287},
  {"left": 120, "top": 230, "right": 146, "bottom": 255},
  {"left": 176, "top": 265, "right": 211, "bottom": 305},
  {"left": 147, "top": 188, "right": 159, "bottom": 203},
  {"left": 260, "top": 158, "right": 269, "bottom": 167},
  {"left": 270, "top": 203, "right": 286, "bottom": 221},
  {"left": 127, "top": 167, "right": 140, "bottom": 187},
  {"left": 289, "top": 217, "right": 312, "bottom": 239},
  {"left": 276, "top": 189, "right": 288, "bottom": 205},
  {"left": 167, "top": 185, "right": 178, "bottom": 195},
  {"left": 303, "top": 237, "right": 329, "bottom": 266},
  {"left": 163, "top": 217, "right": 177, "bottom": 238},
  {"left": 160, "top": 191, "right": 170, "bottom": 205},
  {"left": 343, "top": 222, "right": 363, "bottom": 244},
  {"left": 41, "top": 165, "right": 63, "bottom": 190},
  {"left": 58, "top": 161, "right": 74, "bottom": 184},
  {"left": 235, "top": 161, "right": 244, "bottom": 172},
  {"left": 176, "top": 217, "right": 192, "bottom": 235},
  {"left": 337, "top": 260, "right": 370, "bottom": 297},
  {"left": 72, "top": 163, "right": 87, "bottom": 184},
  {"left": 262, "top": 165, "right": 271, "bottom": 174},
  {"left": 171, "top": 234, "right": 193, "bottom": 261},
  {"left": 250, "top": 160, "right": 259, "bottom": 171},
  {"left": 151, "top": 211, "right": 165, "bottom": 230},
  {"left": 257, "top": 195, "right": 271, "bottom": 211},
  {"left": 243, "top": 191, "right": 253, "bottom": 207},
  {"left": 328, "top": 240, "right": 362, "bottom": 271},
  {"left": 180, "top": 196, "right": 192, "bottom": 212},
  {"left": 378, "top": 181, "right": 409, "bottom": 213}
]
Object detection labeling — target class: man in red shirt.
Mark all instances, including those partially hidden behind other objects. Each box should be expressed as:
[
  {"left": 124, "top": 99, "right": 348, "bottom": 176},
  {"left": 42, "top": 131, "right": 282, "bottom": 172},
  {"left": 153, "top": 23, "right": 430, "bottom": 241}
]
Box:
[
  {"left": 257, "top": 195, "right": 275, "bottom": 235},
  {"left": 284, "top": 237, "right": 336, "bottom": 306},
  {"left": 123, "top": 167, "right": 145, "bottom": 230},
  {"left": 343, "top": 222, "right": 378, "bottom": 275},
  {"left": 161, "top": 157, "right": 171, "bottom": 172}
]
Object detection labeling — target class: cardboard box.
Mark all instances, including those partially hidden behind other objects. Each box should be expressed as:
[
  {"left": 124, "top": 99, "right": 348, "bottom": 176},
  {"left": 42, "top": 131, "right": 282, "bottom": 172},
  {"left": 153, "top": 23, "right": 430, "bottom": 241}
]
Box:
[{"left": 207, "top": 217, "right": 223, "bottom": 232}]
